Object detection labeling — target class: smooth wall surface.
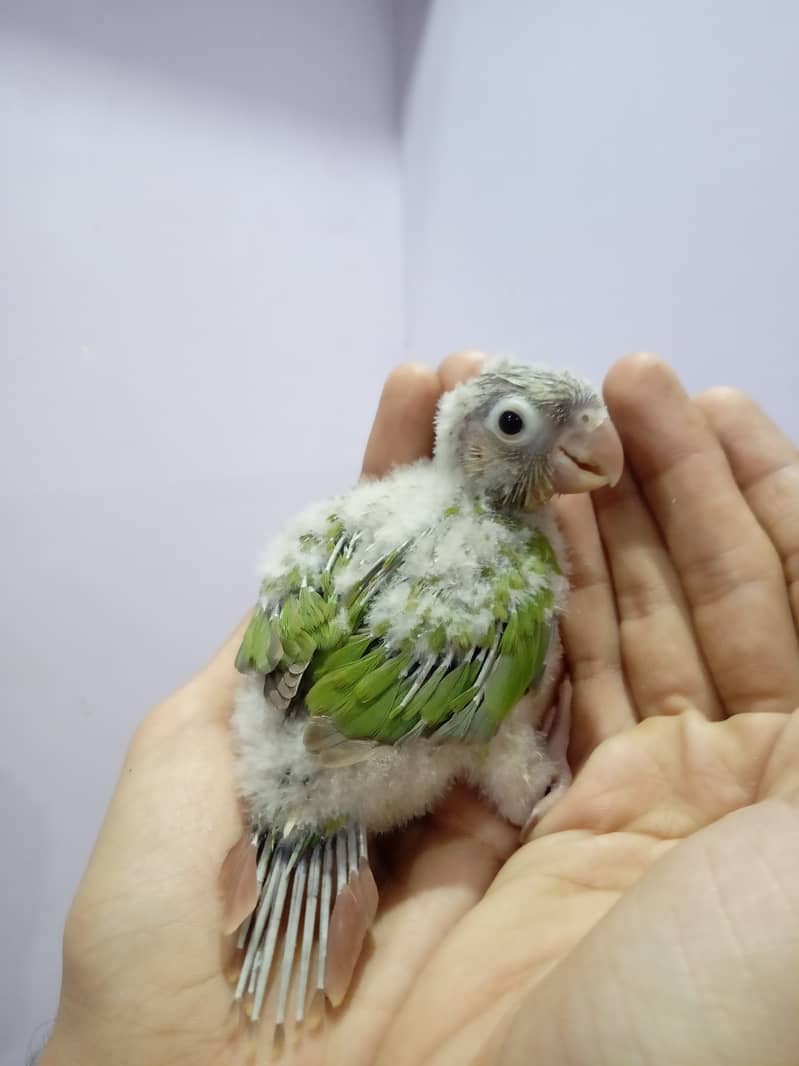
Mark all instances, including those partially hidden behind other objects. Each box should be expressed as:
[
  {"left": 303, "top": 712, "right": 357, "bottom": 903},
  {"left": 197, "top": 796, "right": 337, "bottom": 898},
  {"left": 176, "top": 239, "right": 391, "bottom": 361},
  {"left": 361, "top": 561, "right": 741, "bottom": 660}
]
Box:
[
  {"left": 0, "top": 3, "right": 400, "bottom": 1061},
  {"left": 400, "top": 0, "right": 799, "bottom": 426}
]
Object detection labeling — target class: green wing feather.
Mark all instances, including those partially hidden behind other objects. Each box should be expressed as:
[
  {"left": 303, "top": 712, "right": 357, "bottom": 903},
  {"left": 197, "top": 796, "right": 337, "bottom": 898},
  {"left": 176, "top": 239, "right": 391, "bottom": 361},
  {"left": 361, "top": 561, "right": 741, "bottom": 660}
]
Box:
[
  {"left": 237, "top": 515, "right": 560, "bottom": 748},
  {"left": 477, "top": 589, "right": 554, "bottom": 741}
]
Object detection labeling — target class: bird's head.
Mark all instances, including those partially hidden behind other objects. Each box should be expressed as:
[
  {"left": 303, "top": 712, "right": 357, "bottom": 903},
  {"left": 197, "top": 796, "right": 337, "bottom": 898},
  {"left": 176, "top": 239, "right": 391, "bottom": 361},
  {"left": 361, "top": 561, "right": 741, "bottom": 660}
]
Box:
[{"left": 433, "top": 358, "right": 624, "bottom": 508}]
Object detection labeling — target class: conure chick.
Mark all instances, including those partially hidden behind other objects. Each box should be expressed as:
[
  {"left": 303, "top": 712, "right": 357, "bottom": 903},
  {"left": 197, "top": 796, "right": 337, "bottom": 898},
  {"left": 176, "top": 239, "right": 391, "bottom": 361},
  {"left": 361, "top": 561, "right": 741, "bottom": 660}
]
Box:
[{"left": 219, "top": 357, "right": 624, "bottom": 1045}]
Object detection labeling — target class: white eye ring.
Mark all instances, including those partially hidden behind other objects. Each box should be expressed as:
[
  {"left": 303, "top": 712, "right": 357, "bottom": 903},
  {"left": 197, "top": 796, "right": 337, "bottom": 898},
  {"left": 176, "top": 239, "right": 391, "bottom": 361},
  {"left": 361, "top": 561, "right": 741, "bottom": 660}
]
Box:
[{"left": 487, "top": 396, "right": 542, "bottom": 445}]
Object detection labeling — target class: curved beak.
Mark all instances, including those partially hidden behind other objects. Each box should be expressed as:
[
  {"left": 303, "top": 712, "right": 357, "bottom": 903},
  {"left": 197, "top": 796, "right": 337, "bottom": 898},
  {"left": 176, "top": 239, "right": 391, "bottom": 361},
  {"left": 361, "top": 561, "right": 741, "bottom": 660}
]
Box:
[{"left": 551, "top": 413, "right": 624, "bottom": 494}]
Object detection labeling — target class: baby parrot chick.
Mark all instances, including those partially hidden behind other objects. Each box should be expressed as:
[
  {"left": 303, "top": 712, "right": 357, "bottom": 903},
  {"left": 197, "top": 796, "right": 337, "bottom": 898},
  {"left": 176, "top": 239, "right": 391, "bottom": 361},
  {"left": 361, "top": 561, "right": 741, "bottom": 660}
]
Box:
[{"left": 221, "top": 357, "right": 623, "bottom": 1042}]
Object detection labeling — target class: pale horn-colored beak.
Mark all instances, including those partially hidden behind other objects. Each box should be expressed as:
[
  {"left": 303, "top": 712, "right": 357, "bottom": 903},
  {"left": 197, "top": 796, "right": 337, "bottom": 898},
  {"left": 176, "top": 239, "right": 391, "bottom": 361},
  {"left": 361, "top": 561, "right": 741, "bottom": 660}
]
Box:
[{"left": 551, "top": 412, "right": 624, "bottom": 494}]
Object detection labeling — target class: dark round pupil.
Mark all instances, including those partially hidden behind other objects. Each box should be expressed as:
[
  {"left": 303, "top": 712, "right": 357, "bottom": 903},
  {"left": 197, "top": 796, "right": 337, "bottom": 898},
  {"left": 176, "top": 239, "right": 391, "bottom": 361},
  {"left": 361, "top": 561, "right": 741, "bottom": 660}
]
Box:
[{"left": 499, "top": 409, "right": 524, "bottom": 435}]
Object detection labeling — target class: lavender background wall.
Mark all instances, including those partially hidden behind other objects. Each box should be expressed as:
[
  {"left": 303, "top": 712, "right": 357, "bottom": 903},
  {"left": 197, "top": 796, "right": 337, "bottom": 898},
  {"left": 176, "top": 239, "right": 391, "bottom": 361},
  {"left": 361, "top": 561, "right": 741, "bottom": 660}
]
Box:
[
  {"left": 2, "top": 1, "right": 798, "bottom": 1062},
  {"left": 399, "top": 0, "right": 799, "bottom": 427},
  {"left": 0, "top": 3, "right": 400, "bottom": 1061}
]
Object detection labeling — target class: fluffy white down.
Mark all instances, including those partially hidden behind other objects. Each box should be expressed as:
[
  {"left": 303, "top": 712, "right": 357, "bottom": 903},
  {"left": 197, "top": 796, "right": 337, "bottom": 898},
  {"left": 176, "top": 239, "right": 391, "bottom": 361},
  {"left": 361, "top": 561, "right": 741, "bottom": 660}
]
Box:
[
  {"left": 234, "top": 457, "right": 572, "bottom": 834},
  {"left": 233, "top": 674, "right": 560, "bottom": 833},
  {"left": 255, "top": 460, "right": 569, "bottom": 657},
  {"left": 255, "top": 460, "right": 451, "bottom": 593},
  {"left": 234, "top": 676, "right": 477, "bottom": 832}
]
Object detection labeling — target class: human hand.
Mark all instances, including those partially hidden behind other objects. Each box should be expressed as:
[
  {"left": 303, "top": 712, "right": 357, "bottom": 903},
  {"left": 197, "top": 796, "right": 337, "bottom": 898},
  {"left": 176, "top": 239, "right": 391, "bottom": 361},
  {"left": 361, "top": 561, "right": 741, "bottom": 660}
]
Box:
[
  {"left": 40, "top": 352, "right": 515, "bottom": 1066},
  {"left": 42, "top": 354, "right": 799, "bottom": 1066},
  {"left": 376, "top": 354, "right": 799, "bottom": 1066}
]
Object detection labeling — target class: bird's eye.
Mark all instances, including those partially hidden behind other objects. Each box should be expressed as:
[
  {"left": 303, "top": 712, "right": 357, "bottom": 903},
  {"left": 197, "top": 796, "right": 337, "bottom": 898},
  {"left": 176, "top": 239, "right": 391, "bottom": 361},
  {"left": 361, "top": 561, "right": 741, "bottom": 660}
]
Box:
[
  {"left": 498, "top": 410, "right": 524, "bottom": 436},
  {"left": 488, "top": 396, "right": 540, "bottom": 444}
]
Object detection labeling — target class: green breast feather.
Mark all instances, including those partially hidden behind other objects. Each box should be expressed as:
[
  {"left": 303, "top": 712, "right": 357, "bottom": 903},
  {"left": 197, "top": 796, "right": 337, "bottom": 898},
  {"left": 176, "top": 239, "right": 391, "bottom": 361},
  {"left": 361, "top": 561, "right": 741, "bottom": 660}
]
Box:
[{"left": 236, "top": 514, "right": 560, "bottom": 746}]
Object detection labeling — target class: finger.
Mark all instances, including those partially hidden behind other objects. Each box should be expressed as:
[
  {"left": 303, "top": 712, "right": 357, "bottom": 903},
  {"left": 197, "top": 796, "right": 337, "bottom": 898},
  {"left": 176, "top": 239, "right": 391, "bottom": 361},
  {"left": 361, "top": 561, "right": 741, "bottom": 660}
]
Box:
[
  {"left": 593, "top": 469, "right": 724, "bottom": 720},
  {"left": 605, "top": 354, "right": 799, "bottom": 716},
  {"left": 142, "top": 613, "right": 251, "bottom": 733},
  {"left": 553, "top": 493, "right": 636, "bottom": 766},
  {"left": 437, "top": 348, "right": 485, "bottom": 392},
  {"left": 361, "top": 363, "right": 441, "bottom": 477},
  {"left": 697, "top": 387, "right": 799, "bottom": 634}
]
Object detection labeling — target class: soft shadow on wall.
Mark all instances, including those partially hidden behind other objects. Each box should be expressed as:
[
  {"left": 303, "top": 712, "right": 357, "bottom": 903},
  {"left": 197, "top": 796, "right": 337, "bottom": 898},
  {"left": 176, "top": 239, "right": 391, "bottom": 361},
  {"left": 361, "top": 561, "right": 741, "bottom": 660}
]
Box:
[
  {"left": 1, "top": 0, "right": 390, "bottom": 132},
  {"left": 394, "top": 0, "right": 433, "bottom": 133}
]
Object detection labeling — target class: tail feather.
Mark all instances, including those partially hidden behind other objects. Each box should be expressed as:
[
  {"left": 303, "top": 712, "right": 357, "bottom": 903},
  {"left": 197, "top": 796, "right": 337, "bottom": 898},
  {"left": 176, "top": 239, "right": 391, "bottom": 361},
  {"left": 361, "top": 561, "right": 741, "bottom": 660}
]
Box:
[
  {"left": 314, "top": 835, "right": 334, "bottom": 1016},
  {"left": 325, "top": 874, "right": 369, "bottom": 1006},
  {"left": 295, "top": 842, "right": 321, "bottom": 1024},
  {"left": 228, "top": 820, "right": 377, "bottom": 1040},
  {"left": 218, "top": 830, "right": 259, "bottom": 935}
]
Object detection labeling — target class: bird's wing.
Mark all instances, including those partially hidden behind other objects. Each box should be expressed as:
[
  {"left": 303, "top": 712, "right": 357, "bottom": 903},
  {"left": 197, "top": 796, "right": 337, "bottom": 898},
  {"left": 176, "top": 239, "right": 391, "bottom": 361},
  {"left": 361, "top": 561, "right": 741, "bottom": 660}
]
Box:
[
  {"left": 235, "top": 531, "right": 364, "bottom": 680},
  {"left": 302, "top": 525, "right": 561, "bottom": 752},
  {"left": 235, "top": 515, "right": 413, "bottom": 763},
  {"left": 237, "top": 513, "right": 561, "bottom": 758}
]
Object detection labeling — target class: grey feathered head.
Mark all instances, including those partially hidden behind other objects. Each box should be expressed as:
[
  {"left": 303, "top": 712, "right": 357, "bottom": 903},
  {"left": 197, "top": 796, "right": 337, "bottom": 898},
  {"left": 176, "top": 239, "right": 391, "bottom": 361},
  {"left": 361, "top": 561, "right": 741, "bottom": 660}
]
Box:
[{"left": 434, "top": 358, "right": 623, "bottom": 507}]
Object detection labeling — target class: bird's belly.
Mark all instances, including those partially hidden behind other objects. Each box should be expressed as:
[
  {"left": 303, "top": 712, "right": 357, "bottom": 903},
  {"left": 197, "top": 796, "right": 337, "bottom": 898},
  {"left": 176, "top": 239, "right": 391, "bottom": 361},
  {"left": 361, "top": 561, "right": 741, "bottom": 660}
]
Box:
[{"left": 233, "top": 678, "right": 475, "bottom": 834}]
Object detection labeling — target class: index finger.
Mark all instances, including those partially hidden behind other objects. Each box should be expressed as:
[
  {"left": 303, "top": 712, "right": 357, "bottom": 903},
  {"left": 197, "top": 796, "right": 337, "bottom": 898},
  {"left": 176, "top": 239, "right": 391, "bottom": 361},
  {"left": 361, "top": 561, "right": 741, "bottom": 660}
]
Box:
[
  {"left": 605, "top": 354, "right": 799, "bottom": 716},
  {"left": 361, "top": 351, "right": 485, "bottom": 477},
  {"left": 361, "top": 363, "right": 441, "bottom": 477}
]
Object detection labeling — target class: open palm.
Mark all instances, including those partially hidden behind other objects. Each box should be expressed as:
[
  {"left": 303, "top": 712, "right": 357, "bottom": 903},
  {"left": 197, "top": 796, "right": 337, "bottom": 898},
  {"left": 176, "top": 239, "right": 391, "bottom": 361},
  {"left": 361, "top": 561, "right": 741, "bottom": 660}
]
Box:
[{"left": 44, "top": 354, "right": 799, "bottom": 1066}]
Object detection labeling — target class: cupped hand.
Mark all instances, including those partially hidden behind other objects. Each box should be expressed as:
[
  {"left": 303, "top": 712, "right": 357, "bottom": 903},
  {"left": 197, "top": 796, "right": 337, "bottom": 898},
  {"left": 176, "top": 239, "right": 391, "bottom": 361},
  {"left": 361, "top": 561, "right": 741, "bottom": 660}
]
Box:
[{"left": 42, "top": 354, "right": 799, "bottom": 1066}]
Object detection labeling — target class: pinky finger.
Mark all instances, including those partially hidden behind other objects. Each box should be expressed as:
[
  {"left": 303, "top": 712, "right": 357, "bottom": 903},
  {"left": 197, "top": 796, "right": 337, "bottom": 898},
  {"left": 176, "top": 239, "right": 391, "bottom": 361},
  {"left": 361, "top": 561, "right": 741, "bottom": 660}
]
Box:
[{"left": 697, "top": 388, "right": 799, "bottom": 635}]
